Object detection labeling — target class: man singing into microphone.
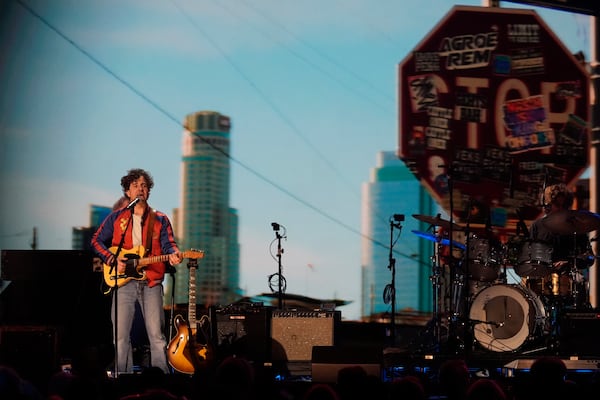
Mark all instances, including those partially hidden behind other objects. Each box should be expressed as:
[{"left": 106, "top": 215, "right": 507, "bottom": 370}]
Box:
[{"left": 91, "top": 168, "right": 182, "bottom": 374}]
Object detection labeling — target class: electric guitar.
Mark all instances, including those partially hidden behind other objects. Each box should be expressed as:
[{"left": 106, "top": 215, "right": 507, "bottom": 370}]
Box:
[
  {"left": 167, "top": 256, "right": 212, "bottom": 374},
  {"left": 102, "top": 245, "right": 204, "bottom": 288}
]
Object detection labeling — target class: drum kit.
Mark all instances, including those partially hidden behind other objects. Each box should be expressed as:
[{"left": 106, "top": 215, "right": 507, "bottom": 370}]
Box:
[{"left": 412, "top": 210, "right": 600, "bottom": 354}]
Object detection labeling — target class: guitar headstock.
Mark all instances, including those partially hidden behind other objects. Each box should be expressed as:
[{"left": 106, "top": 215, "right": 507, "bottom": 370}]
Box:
[{"left": 184, "top": 249, "right": 205, "bottom": 260}]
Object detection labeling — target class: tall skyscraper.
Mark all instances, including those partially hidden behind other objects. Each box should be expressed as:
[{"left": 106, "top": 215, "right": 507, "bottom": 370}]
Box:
[
  {"left": 171, "top": 110, "right": 241, "bottom": 307},
  {"left": 72, "top": 204, "right": 112, "bottom": 251},
  {"left": 361, "top": 151, "right": 436, "bottom": 319}
]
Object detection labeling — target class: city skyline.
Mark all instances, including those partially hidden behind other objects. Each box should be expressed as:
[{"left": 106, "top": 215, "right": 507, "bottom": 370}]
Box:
[{"left": 0, "top": 1, "right": 591, "bottom": 320}]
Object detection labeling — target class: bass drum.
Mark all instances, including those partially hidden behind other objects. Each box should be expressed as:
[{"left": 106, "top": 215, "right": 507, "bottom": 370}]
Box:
[{"left": 469, "top": 284, "right": 546, "bottom": 352}]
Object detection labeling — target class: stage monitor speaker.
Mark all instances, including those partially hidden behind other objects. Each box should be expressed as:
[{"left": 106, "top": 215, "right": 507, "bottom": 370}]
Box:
[
  {"left": 211, "top": 305, "right": 271, "bottom": 364},
  {"left": 311, "top": 345, "right": 382, "bottom": 383},
  {"left": 559, "top": 310, "right": 600, "bottom": 356},
  {"left": 503, "top": 358, "right": 600, "bottom": 377},
  {"left": 0, "top": 325, "right": 59, "bottom": 387},
  {"left": 0, "top": 250, "right": 112, "bottom": 360},
  {"left": 270, "top": 310, "right": 340, "bottom": 363}
]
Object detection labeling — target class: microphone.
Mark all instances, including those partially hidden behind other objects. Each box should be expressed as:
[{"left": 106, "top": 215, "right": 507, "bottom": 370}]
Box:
[
  {"left": 392, "top": 214, "right": 405, "bottom": 222},
  {"left": 126, "top": 197, "right": 141, "bottom": 210}
]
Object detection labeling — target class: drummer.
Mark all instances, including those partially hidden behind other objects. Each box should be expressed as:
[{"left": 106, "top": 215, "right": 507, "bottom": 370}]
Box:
[{"left": 529, "top": 183, "right": 594, "bottom": 271}]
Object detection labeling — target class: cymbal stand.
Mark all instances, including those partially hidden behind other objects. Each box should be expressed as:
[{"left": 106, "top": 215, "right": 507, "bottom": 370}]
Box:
[
  {"left": 569, "top": 232, "right": 581, "bottom": 309},
  {"left": 429, "top": 226, "right": 444, "bottom": 351},
  {"left": 445, "top": 164, "right": 468, "bottom": 354}
]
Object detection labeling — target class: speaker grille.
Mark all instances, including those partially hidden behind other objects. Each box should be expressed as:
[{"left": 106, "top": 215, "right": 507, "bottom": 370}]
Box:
[{"left": 271, "top": 311, "right": 339, "bottom": 362}]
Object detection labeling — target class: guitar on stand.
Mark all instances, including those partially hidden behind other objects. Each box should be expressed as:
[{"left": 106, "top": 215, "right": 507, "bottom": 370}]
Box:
[{"left": 167, "top": 251, "right": 213, "bottom": 374}]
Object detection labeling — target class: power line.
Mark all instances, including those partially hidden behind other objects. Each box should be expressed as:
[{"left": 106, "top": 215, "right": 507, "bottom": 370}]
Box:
[
  {"left": 14, "top": 0, "right": 421, "bottom": 264},
  {"left": 176, "top": 0, "right": 409, "bottom": 247},
  {"left": 239, "top": 0, "right": 396, "bottom": 106},
  {"left": 170, "top": 0, "right": 361, "bottom": 199}
]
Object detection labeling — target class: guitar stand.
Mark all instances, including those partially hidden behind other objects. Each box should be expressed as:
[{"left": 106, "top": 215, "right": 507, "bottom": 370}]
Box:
[{"left": 166, "top": 263, "right": 178, "bottom": 368}]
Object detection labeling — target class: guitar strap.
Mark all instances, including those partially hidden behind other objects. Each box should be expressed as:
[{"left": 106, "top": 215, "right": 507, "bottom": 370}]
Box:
[{"left": 144, "top": 209, "right": 156, "bottom": 255}]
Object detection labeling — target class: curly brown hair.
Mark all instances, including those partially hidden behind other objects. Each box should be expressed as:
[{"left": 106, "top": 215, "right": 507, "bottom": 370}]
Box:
[
  {"left": 543, "top": 183, "right": 573, "bottom": 209},
  {"left": 120, "top": 168, "right": 154, "bottom": 194}
]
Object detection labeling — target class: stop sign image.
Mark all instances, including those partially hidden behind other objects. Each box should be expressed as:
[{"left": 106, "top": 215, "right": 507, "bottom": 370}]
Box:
[{"left": 398, "top": 5, "right": 589, "bottom": 223}]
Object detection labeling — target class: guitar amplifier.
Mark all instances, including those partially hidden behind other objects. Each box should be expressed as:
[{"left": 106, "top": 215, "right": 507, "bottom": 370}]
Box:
[
  {"left": 211, "top": 304, "right": 271, "bottom": 364},
  {"left": 270, "top": 310, "right": 340, "bottom": 363}
]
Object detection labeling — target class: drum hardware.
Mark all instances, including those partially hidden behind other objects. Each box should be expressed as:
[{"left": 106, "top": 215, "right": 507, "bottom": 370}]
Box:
[
  {"left": 412, "top": 214, "right": 465, "bottom": 353},
  {"left": 451, "top": 274, "right": 465, "bottom": 319},
  {"left": 564, "top": 232, "right": 593, "bottom": 309}
]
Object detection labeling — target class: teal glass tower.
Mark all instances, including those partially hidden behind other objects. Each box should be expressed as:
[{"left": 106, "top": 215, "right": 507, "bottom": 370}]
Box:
[
  {"left": 172, "top": 111, "right": 241, "bottom": 307},
  {"left": 361, "top": 151, "right": 436, "bottom": 318}
]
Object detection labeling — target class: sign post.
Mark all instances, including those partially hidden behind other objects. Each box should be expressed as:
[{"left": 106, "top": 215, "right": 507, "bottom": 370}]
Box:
[{"left": 398, "top": 5, "right": 590, "bottom": 225}]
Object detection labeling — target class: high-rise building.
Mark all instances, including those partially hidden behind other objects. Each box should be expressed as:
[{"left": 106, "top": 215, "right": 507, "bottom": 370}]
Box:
[
  {"left": 171, "top": 110, "right": 241, "bottom": 307},
  {"left": 361, "top": 151, "right": 436, "bottom": 319},
  {"left": 72, "top": 204, "right": 112, "bottom": 251}
]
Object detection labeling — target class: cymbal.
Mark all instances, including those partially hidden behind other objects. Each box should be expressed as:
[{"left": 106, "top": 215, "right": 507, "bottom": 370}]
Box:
[
  {"left": 412, "top": 214, "right": 463, "bottom": 231},
  {"left": 541, "top": 210, "right": 600, "bottom": 235},
  {"left": 411, "top": 230, "right": 467, "bottom": 250}
]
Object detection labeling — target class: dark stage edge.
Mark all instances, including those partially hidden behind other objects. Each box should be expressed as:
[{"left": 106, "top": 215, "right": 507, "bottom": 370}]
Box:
[{"left": 382, "top": 346, "right": 600, "bottom": 374}]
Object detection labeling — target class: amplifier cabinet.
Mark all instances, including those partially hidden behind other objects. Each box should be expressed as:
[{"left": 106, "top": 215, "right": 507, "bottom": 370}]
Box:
[
  {"left": 270, "top": 310, "right": 340, "bottom": 362},
  {"left": 211, "top": 305, "right": 271, "bottom": 364},
  {"left": 559, "top": 310, "right": 600, "bottom": 356}
]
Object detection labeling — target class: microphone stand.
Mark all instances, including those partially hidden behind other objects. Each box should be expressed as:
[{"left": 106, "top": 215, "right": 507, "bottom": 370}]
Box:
[
  {"left": 268, "top": 223, "right": 287, "bottom": 310},
  {"left": 386, "top": 215, "right": 404, "bottom": 347},
  {"left": 111, "top": 206, "right": 134, "bottom": 378},
  {"left": 276, "top": 230, "right": 283, "bottom": 309},
  {"left": 270, "top": 223, "right": 285, "bottom": 310}
]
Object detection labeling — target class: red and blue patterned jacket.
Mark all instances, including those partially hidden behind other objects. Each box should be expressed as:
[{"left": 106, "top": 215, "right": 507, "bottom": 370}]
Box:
[{"left": 91, "top": 205, "right": 179, "bottom": 287}]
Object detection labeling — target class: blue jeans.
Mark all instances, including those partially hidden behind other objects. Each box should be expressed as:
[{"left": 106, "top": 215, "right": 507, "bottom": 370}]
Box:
[{"left": 112, "top": 280, "right": 168, "bottom": 373}]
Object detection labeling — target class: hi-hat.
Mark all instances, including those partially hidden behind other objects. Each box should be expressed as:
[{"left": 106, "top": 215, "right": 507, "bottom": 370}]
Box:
[
  {"left": 411, "top": 230, "right": 467, "bottom": 250},
  {"left": 412, "top": 214, "right": 463, "bottom": 231},
  {"left": 541, "top": 209, "right": 600, "bottom": 235}
]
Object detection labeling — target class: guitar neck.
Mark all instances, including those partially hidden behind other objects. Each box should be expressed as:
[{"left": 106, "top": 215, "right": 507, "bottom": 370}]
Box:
[
  {"left": 139, "top": 254, "right": 171, "bottom": 266},
  {"left": 138, "top": 250, "right": 204, "bottom": 267},
  {"left": 188, "top": 266, "right": 196, "bottom": 325}
]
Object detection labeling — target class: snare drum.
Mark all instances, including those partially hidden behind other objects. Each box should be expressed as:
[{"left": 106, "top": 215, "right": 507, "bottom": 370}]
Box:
[
  {"left": 469, "top": 284, "right": 546, "bottom": 352},
  {"left": 514, "top": 240, "right": 553, "bottom": 278}
]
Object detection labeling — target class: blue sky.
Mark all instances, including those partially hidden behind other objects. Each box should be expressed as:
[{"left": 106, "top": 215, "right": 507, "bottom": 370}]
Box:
[{"left": 0, "top": 0, "right": 591, "bottom": 320}]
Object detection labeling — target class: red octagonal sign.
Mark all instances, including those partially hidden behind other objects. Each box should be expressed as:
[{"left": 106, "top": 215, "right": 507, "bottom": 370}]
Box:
[{"left": 398, "top": 6, "right": 589, "bottom": 224}]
